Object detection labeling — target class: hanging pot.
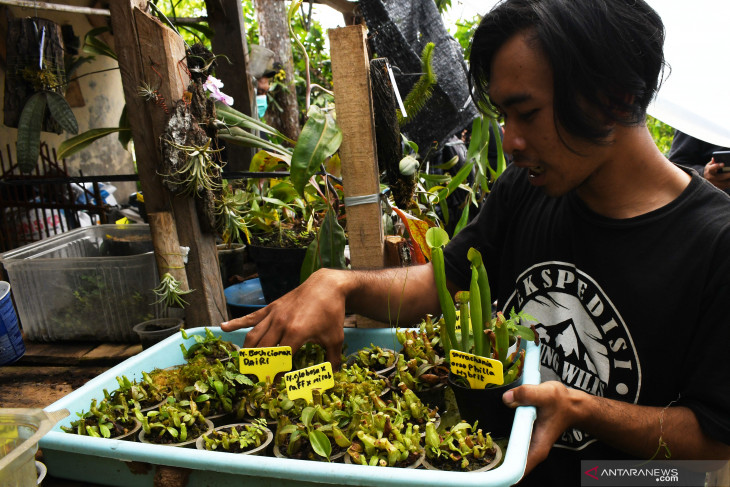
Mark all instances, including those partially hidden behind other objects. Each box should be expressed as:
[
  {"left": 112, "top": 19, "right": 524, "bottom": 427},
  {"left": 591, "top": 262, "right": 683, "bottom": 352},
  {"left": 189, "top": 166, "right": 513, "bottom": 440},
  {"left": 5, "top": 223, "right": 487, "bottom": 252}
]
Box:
[
  {"left": 4, "top": 17, "right": 66, "bottom": 131},
  {"left": 448, "top": 371, "right": 523, "bottom": 439}
]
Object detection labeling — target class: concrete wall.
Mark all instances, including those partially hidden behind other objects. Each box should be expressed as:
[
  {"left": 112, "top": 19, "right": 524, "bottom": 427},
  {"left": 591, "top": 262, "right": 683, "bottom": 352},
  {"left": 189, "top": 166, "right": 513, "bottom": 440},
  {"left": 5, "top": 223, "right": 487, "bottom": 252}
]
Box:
[{"left": 0, "top": 1, "right": 136, "bottom": 203}]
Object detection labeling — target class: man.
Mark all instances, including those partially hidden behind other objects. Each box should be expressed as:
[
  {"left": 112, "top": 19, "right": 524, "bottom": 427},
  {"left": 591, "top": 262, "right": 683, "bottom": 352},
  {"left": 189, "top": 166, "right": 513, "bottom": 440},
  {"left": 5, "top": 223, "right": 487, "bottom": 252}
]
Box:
[
  {"left": 668, "top": 130, "right": 730, "bottom": 192},
  {"left": 223, "top": 0, "right": 730, "bottom": 482}
]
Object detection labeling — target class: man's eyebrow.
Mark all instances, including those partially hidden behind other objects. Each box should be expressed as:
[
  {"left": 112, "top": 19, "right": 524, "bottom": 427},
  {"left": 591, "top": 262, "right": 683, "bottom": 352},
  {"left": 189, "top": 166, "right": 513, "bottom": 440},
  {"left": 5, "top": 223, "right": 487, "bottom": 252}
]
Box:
[{"left": 491, "top": 93, "right": 533, "bottom": 111}]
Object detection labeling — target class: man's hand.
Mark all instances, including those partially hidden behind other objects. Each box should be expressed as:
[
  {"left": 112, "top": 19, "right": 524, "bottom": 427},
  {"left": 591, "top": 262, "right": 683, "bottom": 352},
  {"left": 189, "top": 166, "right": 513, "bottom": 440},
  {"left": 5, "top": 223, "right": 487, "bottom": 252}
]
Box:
[
  {"left": 703, "top": 159, "right": 730, "bottom": 190},
  {"left": 504, "top": 380, "right": 730, "bottom": 479},
  {"left": 221, "top": 268, "right": 347, "bottom": 368},
  {"left": 503, "top": 381, "right": 579, "bottom": 475}
]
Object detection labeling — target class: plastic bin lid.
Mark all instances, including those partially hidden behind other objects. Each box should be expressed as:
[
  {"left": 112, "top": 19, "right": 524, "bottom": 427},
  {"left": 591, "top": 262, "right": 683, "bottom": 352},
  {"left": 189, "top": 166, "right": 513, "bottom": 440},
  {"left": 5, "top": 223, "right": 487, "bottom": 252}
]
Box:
[
  {"left": 0, "top": 409, "right": 69, "bottom": 472},
  {"left": 224, "top": 279, "right": 267, "bottom": 309}
]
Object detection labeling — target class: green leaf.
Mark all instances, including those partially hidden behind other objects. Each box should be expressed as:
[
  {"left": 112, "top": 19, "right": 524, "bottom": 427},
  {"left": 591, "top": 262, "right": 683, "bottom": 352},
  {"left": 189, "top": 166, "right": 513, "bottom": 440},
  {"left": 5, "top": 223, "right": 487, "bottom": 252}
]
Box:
[
  {"left": 290, "top": 106, "right": 342, "bottom": 197},
  {"left": 118, "top": 105, "right": 132, "bottom": 150},
  {"left": 166, "top": 426, "right": 179, "bottom": 438},
  {"left": 99, "top": 423, "right": 111, "bottom": 438},
  {"left": 300, "top": 206, "right": 346, "bottom": 283},
  {"left": 453, "top": 202, "right": 470, "bottom": 238},
  {"left": 301, "top": 407, "right": 315, "bottom": 427},
  {"left": 83, "top": 26, "right": 117, "bottom": 60},
  {"left": 435, "top": 162, "right": 474, "bottom": 203},
  {"left": 45, "top": 92, "right": 78, "bottom": 134},
  {"left": 309, "top": 430, "right": 332, "bottom": 460},
  {"left": 17, "top": 92, "right": 47, "bottom": 173},
  {"left": 58, "top": 127, "right": 130, "bottom": 159},
  {"left": 215, "top": 101, "right": 295, "bottom": 145}
]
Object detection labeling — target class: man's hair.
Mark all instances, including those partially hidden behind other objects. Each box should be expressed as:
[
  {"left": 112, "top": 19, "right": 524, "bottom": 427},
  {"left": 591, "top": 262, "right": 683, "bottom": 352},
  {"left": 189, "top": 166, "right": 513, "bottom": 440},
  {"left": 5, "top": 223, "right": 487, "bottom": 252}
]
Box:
[{"left": 469, "top": 0, "right": 667, "bottom": 144}]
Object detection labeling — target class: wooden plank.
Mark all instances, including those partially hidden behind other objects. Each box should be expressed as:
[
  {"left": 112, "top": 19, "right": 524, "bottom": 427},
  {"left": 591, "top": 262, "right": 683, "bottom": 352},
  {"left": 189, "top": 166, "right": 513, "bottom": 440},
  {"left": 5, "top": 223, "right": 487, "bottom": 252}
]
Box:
[
  {"left": 329, "top": 25, "right": 384, "bottom": 270},
  {"left": 133, "top": 8, "right": 226, "bottom": 326},
  {"left": 110, "top": 2, "right": 226, "bottom": 326},
  {"left": 329, "top": 25, "right": 387, "bottom": 329},
  {"left": 205, "top": 0, "right": 256, "bottom": 172},
  {"left": 108, "top": 1, "right": 188, "bottom": 290},
  {"left": 81, "top": 343, "right": 142, "bottom": 363}
]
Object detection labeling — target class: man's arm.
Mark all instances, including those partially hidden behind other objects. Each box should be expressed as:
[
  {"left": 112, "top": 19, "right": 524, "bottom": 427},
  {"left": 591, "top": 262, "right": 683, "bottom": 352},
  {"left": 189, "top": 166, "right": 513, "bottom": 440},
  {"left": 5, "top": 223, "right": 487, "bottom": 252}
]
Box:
[
  {"left": 505, "top": 382, "right": 730, "bottom": 475},
  {"left": 221, "top": 263, "right": 442, "bottom": 367}
]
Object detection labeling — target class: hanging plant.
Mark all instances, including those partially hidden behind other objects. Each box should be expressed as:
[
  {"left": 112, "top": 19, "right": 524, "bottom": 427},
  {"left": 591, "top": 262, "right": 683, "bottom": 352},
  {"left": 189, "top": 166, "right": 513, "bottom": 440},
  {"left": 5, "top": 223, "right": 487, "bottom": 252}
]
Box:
[
  {"left": 153, "top": 272, "right": 194, "bottom": 308},
  {"left": 17, "top": 90, "right": 78, "bottom": 172}
]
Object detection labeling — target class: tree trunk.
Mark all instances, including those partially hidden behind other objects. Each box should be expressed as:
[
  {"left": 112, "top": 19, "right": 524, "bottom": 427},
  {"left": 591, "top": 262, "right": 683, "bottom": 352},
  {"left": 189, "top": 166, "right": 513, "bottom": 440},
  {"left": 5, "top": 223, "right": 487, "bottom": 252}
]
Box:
[{"left": 253, "top": 0, "right": 301, "bottom": 141}]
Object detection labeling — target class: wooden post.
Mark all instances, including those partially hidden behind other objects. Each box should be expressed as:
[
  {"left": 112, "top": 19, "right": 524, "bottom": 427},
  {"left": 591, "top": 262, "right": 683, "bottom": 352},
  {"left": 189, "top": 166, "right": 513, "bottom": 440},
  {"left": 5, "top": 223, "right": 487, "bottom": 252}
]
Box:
[
  {"left": 109, "top": 1, "right": 227, "bottom": 326},
  {"left": 329, "top": 25, "right": 386, "bottom": 328}
]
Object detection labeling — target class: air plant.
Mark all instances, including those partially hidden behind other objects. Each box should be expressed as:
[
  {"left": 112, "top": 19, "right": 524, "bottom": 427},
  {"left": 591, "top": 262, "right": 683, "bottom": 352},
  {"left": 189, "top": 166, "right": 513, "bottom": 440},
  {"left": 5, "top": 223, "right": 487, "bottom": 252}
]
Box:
[
  {"left": 152, "top": 272, "right": 194, "bottom": 308},
  {"left": 161, "top": 137, "right": 225, "bottom": 196}
]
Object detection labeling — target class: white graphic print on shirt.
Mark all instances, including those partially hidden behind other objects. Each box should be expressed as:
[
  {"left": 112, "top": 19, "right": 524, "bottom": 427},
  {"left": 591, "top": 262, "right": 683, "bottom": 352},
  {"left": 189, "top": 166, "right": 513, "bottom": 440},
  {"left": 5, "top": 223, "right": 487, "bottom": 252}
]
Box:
[{"left": 503, "top": 261, "right": 641, "bottom": 450}]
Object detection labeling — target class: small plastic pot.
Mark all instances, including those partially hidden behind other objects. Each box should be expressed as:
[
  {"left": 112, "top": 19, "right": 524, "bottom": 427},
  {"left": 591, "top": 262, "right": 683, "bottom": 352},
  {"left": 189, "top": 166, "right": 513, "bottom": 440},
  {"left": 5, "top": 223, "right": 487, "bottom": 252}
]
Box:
[
  {"left": 343, "top": 450, "right": 424, "bottom": 469},
  {"left": 273, "top": 444, "right": 347, "bottom": 463},
  {"left": 448, "top": 372, "right": 523, "bottom": 439},
  {"left": 133, "top": 318, "right": 183, "bottom": 350},
  {"left": 421, "top": 443, "right": 502, "bottom": 472},
  {"left": 138, "top": 418, "right": 214, "bottom": 448},
  {"left": 195, "top": 423, "right": 273, "bottom": 455}
]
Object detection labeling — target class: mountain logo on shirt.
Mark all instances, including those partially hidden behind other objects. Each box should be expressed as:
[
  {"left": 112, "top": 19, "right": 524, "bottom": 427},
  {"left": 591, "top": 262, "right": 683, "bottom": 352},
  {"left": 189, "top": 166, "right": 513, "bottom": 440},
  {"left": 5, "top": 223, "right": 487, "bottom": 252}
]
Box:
[{"left": 503, "top": 261, "right": 641, "bottom": 450}]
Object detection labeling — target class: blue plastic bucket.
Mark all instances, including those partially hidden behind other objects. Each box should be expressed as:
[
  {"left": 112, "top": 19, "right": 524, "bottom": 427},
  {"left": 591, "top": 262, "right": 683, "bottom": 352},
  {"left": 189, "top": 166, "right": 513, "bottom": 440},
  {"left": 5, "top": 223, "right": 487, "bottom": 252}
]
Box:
[{"left": 0, "top": 281, "right": 25, "bottom": 365}]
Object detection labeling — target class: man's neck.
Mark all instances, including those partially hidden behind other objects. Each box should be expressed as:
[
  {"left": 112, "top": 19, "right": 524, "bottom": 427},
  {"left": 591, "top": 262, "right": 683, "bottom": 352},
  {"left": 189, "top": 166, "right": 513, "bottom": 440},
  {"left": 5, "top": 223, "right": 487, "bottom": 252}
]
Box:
[{"left": 575, "top": 125, "right": 691, "bottom": 219}]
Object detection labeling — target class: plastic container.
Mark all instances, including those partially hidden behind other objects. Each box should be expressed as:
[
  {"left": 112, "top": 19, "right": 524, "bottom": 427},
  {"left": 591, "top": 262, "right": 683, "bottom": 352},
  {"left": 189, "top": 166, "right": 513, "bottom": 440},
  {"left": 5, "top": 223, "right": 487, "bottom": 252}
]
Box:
[
  {"left": 40, "top": 327, "right": 539, "bottom": 487},
  {"left": 0, "top": 224, "right": 163, "bottom": 342},
  {"left": 0, "top": 409, "right": 68, "bottom": 487},
  {"left": 0, "top": 281, "right": 25, "bottom": 365},
  {"left": 133, "top": 318, "right": 184, "bottom": 350},
  {"left": 224, "top": 279, "right": 266, "bottom": 319}
]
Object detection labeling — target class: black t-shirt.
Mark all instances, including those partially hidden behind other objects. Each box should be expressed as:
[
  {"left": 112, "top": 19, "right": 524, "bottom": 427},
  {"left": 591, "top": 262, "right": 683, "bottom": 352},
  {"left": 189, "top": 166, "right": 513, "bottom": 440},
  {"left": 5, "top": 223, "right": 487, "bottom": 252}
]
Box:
[
  {"left": 444, "top": 163, "right": 730, "bottom": 484},
  {"left": 668, "top": 130, "right": 728, "bottom": 176}
]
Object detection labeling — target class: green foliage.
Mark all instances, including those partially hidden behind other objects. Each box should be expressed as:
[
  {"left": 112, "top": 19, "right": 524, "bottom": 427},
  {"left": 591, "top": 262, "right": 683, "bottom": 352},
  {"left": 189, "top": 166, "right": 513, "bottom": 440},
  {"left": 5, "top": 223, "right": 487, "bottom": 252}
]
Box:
[
  {"left": 647, "top": 115, "right": 675, "bottom": 156},
  {"left": 397, "top": 43, "right": 437, "bottom": 126},
  {"left": 454, "top": 15, "right": 481, "bottom": 59},
  {"left": 434, "top": 0, "right": 452, "bottom": 14}
]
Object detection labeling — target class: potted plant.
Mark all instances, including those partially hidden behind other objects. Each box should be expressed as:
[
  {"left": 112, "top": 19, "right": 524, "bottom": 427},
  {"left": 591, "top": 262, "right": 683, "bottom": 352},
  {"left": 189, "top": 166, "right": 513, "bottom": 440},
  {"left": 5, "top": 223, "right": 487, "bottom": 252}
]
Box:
[
  {"left": 345, "top": 411, "right": 424, "bottom": 468},
  {"left": 422, "top": 420, "right": 502, "bottom": 472},
  {"left": 111, "top": 373, "right": 171, "bottom": 412},
  {"left": 180, "top": 327, "right": 239, "bottom": 363},
  {"left": 60, "top": 397, "right": 140, "bottom": 440},
  {"left": 396, "top": 315, "right": 445, "bottom": 362},
  {"left": 136, "top": 397, "right": 214, "bottom": 447},
  {"left": 273, "top": 404, "right": 350, "bottom": 462},
  {"left": 388, "top": 352, "right": 449, "bottom": 412},
  {"left": 427, "top": 226, "right": 538, "bottom": 438},
  {"left": 195, "top": 418, "right": 273, "bottom": 455},
  {"left": 239, "top": 377, "right": 303, "bottom": 425},
  {"left": 347, "top": 344, "right": 397, "bottom": 377}
]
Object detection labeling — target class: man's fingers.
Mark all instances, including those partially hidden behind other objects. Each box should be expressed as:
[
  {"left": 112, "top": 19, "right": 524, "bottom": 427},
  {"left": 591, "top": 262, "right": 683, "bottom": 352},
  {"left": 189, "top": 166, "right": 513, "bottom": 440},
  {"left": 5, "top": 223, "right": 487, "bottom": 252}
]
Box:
[
  {"left": 221, "top": 306, "right": 270, "bottom": 332},
  {"left": 242, "top": 316, "right": 273, "bottom": 349}
]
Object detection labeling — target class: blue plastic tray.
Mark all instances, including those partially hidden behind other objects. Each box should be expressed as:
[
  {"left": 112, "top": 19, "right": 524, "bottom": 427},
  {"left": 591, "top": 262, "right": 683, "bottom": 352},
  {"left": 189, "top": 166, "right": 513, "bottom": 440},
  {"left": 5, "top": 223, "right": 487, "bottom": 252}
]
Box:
[{"left": 41, "top": 327, "right": 538, "bottom": 486}]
